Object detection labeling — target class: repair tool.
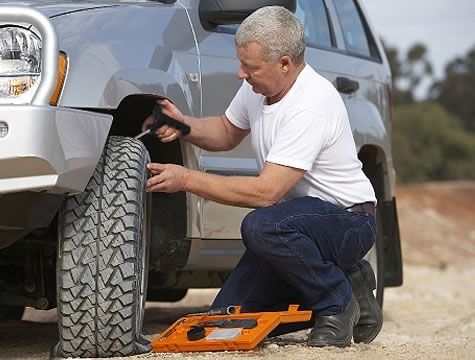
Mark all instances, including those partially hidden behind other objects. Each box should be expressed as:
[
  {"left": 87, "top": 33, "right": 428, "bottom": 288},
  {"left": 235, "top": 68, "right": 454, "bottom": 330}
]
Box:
[
  {"left": 152, "top": 304, "right": 312, "bottom": 352},
  {"left": 195, "top": 318, "right": 258, "bottom": 329},
  {"left": 187, "top": 326, "right": 206, "bottom": 341},
  {"left": 135, "top": 103, "right": 190, "bottom": 140},
  {"left": 186, "top": 306, "right": 237, "bottom": 317}
]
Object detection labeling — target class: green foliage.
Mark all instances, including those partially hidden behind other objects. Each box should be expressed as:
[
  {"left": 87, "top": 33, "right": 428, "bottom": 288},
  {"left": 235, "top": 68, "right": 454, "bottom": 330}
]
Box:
[
  {"left": 384, "top": 42, "right": 475, "bottom": 181},
  {"left": 384, "top": 42, "right": 433, "bottom": 105},
  {"left": 430, "top": 46, "right": 475, "bottom": 132},
  {"left": 392, "top": 102, "right": 475, "bottom": 183}
]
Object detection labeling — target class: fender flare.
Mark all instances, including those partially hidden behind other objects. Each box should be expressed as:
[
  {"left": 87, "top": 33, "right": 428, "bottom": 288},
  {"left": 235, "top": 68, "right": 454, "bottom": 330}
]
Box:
[{"left": 346, "top": 98, "right": 391, "bottom": 157}]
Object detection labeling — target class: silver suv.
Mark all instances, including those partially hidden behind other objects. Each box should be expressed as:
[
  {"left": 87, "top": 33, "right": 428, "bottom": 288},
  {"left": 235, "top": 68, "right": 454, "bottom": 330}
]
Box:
[{"left": 0, "top": 0, "right": 402, "bottom": 358}]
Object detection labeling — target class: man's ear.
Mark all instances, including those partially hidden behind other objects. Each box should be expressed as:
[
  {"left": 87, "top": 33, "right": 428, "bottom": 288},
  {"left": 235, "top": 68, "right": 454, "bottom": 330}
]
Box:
[{"left": 280, "top": 56, "right": 292, "bottom": 73}]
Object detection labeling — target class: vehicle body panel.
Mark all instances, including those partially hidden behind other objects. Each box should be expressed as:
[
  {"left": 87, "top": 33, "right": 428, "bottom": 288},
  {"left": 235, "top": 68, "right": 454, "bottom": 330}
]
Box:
[
  {"left": 0, "top": 106, "right": 111, "bottom": 194},
  {"left": 50, "top": 4, "right": 200, "bottom": 112}
]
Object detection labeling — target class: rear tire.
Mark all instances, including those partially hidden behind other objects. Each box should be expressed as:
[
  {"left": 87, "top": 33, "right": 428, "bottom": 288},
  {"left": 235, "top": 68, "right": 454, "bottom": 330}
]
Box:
[{"left": 53, "top": 136, "right": 151, "bottom": 358}]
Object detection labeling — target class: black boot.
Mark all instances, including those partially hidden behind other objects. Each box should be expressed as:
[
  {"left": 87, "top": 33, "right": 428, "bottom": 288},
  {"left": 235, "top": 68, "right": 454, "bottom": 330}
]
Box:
[
  {"left": 308, "top": 295, "right": 360, "bottom": 347},
  {"left": 348, "top": 260, "right": 383, "bottom": 343}
]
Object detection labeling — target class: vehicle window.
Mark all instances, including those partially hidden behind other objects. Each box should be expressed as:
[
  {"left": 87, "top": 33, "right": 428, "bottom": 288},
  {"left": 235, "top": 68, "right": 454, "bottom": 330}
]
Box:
[
  {"left": 296, "top": 0, "right": 333, "bottom": 48},
  {"left": 333, "top": 0, "right": 372, "bottom": 57}
]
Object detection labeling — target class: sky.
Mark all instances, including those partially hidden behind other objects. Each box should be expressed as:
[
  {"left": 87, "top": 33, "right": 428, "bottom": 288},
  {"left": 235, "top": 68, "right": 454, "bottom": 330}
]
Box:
[{"left": 359, "top": 0, "right": 475, "bottom": 79}]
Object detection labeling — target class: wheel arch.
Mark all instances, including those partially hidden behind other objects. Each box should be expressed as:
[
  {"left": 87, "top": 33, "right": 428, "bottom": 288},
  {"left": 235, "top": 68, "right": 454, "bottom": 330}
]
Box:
[{"left": 107, "top": 93, "right": 191, "bottom": 273}]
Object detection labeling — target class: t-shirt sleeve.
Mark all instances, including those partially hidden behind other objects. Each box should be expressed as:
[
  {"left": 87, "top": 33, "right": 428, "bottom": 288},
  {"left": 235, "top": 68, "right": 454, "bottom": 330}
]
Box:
[
  {"left": 225, "top": 82, "right": 251, "bottom": 130},
  {"left": 266, "top": 110, "right": 328, "bottom": 171}
]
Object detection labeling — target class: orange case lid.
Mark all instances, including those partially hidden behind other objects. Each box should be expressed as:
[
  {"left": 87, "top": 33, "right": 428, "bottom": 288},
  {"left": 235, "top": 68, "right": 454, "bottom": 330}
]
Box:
[{"left": 152, "top": 304, "right": 312, "bottom": 353}]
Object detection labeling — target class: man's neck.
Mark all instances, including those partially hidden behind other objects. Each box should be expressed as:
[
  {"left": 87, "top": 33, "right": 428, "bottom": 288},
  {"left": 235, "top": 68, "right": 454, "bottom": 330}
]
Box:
[{"left": 267, "top": 62, "right": 306, "bottom": 105}]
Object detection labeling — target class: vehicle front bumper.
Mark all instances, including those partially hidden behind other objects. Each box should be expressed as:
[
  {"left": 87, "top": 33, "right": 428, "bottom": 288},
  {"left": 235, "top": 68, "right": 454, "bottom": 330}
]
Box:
[{"left": 0, "top": 105, "right": 112, "bottom": 195}]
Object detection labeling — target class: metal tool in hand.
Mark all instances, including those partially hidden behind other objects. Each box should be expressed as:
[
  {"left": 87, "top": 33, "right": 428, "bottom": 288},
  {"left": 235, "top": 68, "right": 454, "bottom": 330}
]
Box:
[{"left": 135, "top": 103, "right": 190, "bottom": 140}]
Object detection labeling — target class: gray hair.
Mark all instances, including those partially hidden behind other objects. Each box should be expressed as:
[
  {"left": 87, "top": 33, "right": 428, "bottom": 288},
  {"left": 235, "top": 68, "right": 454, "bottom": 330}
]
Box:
[{"left": 235, "top": 6, "right": 305, "bottom": 64}]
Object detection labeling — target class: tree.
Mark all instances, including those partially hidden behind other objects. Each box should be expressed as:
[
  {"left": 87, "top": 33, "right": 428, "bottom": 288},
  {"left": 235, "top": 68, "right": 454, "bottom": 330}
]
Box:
[
  {"left": 392, "top": 102, "right": 475, "bottom": 183},
  {"left": 384, "top": 42, "right": 433, "bottom": 104},
  {"left": 430, "top": 46, "right": 475, "bottom": 132},
  {"left": 403, "top": 44, "right": 433, "bottom": 93}
]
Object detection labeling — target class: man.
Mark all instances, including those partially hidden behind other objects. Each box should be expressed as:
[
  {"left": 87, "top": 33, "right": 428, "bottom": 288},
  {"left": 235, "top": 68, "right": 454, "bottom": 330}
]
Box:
[{"left": 143, "top": 6, "right": 382, "bottom": 347}]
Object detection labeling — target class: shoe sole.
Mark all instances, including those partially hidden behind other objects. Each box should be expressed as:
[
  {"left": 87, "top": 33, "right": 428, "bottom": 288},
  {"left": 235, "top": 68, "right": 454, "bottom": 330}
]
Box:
[
  {"left": 353, "top": 260, "right": 383, "bottom": 343},
  {"left": 308, "top": 338, "right": 352, "bottom": 348}
]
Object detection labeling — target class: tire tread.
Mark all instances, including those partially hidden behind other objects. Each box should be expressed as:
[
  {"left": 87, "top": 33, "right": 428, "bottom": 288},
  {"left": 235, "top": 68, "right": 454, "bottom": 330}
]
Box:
[{"left": 54, "top": 136, "right": 151, "bottom": 358}]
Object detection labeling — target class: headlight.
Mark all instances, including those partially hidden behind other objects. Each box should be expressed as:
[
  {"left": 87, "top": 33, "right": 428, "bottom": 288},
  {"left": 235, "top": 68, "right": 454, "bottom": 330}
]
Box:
[{"left": 0, "top": 26, "right": 41, "bottom": 98}]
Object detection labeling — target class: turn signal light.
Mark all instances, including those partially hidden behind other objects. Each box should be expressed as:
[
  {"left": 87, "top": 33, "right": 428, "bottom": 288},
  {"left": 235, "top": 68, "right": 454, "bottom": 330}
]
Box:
[{"left": 49, "top": 52, "right": 68, "bottom": 106}]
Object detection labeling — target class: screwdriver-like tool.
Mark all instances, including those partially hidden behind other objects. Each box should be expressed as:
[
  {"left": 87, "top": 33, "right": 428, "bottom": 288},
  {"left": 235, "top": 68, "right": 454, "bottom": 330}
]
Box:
[
  {"left": 185, "top": 306, "right": 237, "bottom": 317},
  {"left": 135, "top": 103, "right": 190, "bottom": 140}
]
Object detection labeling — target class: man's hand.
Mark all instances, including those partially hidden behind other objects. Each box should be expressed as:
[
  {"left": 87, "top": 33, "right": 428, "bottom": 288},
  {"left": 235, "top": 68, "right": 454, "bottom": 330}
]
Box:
[
  {"left": 146, "top": 163, "right": 190, "bottom": 193},
  {"left": 141, "top": 99, "right": 188, "bottom": 143}
]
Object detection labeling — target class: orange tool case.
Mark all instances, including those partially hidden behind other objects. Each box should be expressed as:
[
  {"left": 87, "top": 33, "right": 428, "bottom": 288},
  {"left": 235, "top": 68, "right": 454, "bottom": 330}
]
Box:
[{"left": 152, "top": 304, "right": 312, "bottom": 352}]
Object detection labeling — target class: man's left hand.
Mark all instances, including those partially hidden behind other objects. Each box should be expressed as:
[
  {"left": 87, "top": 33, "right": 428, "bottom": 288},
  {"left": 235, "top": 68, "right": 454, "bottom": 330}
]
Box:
[{"left": 146, "top": 163, "right": 189, "bottom": 193}]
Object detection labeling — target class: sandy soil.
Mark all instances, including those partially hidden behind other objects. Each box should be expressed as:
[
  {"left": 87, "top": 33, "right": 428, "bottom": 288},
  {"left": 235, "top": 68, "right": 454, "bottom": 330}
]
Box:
[
  {"left": 0, "top": 181, "right": 474, "bottom": 360},
  {"left": 395, "top": 181, "right": 475, "bottom": 268}
]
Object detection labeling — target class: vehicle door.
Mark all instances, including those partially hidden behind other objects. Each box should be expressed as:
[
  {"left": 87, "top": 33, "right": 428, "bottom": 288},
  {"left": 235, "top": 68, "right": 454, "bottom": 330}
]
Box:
[
  {"left": 300, "top": 0, "right": 390, "bottom": 148},
  {"left": 187, "top": 3, "right": 255, "bottom": 240}
]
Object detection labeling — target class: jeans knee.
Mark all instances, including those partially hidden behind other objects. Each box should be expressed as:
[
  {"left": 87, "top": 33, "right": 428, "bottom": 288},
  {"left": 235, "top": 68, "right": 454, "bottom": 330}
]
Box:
[
  {"left": 241, "top": 210, "right": 258, "bottom": 247},
  {"left": 241, "top": 209, "right": 272, "bottom": 252}
]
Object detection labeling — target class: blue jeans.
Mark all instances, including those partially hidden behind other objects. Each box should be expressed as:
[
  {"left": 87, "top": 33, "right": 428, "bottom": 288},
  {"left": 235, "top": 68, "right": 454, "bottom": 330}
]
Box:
[{"left": 211, "top": 196, "right": 376, "bottom": 333}]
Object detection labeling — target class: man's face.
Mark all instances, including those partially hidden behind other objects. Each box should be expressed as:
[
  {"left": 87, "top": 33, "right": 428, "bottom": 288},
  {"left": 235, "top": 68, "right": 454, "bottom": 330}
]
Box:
[{"left": 236, "top": 43, "right": 286, "bottom": 98}]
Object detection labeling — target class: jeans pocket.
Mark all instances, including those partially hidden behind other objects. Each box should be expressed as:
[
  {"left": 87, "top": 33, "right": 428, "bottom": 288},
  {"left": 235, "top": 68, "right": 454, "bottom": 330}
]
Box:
[
  {"left": 357, "top": 219, "right": 376, "bottom": 256},
  {"left": 338, "top": 219, "right": 376, "bottom": 266}
]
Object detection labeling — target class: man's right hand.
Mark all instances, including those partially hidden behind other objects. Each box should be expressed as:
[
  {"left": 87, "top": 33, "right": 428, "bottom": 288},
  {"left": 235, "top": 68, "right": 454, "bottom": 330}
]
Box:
[
  {"left": 141, "top": 99, "right": 188, "bottom": 143},
  {"left": 140, "top": 99, "right": 248, "bottom": 152}
]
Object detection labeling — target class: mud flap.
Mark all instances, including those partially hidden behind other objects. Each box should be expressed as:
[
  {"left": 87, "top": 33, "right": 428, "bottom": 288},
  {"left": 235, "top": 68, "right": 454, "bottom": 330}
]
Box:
[{"left": 379, "top": 197, "right": 403, "bottom": 287}]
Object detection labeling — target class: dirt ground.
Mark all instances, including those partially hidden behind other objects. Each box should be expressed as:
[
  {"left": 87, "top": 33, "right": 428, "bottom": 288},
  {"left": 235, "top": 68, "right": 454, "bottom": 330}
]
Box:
[{"left": 0, "top": 181, "right": 474, "bottom": 360}]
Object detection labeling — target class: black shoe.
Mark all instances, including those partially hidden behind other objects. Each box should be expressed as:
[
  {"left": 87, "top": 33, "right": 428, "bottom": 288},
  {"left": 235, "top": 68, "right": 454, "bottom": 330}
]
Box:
[
  {"left": 348, "top": 260, "right": 383, "bottom": 343},
  {"left": 307, "top": 295, "right": 360, "bottom": 348}
]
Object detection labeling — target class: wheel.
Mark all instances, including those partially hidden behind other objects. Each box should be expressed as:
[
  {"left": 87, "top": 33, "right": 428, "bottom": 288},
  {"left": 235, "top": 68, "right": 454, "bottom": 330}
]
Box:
[
  {"left": 0, "top": 305, "right": 24, "bottom": 320},
  {"left": 52, "top": 136, "right": 151, "bottom": 358},
  {"left": 363, "top": 211, "right": 384, "bottom": 307}
]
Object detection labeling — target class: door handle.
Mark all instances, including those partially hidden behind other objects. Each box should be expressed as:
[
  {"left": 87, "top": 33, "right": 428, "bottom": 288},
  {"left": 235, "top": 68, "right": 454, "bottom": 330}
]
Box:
[{"left": 336, "top": 77, "right": 359, "bottom": 94}]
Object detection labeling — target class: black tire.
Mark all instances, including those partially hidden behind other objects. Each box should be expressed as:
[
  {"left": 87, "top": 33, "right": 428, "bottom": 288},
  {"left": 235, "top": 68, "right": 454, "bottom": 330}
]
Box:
[
  {"left": 364, "top": 211, "right": 385, "bottom": 307},
  {"left": 0, "top": 305, "right": 24, "bottom": 320},
  {"left": 52, "top": 136, "right": 151, "bottom": 358}
]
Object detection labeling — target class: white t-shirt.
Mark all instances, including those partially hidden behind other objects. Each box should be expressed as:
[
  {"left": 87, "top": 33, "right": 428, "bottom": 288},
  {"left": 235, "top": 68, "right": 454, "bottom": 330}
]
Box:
[{"left": 225, "top": 64, "right": 376, "bottom": 208}]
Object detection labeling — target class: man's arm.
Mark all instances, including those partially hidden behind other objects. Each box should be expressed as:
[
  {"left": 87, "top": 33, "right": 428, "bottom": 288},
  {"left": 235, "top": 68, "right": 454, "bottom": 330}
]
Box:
[
  {"left": 183, "top": 114, "right": 249, "bottom": 151},
  {"left": 143, "top": 99, "right": 249, "bottom": 152},
  {"left": 147, "top": 161, "right": 306, "bottom": 208}
]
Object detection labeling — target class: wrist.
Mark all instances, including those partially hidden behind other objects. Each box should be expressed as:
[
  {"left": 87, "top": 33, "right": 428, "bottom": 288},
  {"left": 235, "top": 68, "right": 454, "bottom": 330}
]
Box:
[
  {"left": 182, "top": 168, "right": 193, "bottom": 192},
  {"left": 182, "top": 114, "right": 191, "bottom": 126},
  {"left": 181, "top": 115, "right": 189, "bottom": 133}
]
